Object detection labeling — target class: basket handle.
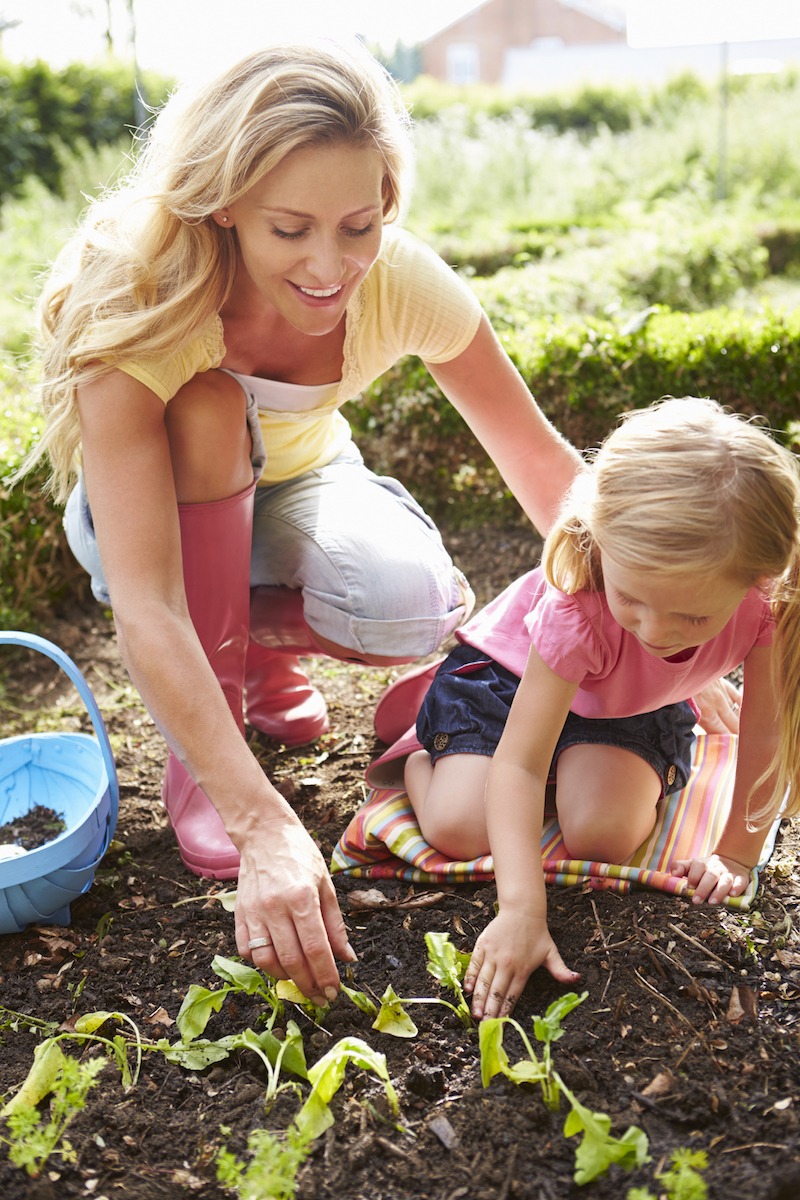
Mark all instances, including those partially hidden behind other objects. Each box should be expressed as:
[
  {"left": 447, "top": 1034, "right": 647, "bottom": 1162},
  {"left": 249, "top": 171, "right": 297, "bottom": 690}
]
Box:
[{"left": 0, "top": 631, "right": 120, "bottom": 830}]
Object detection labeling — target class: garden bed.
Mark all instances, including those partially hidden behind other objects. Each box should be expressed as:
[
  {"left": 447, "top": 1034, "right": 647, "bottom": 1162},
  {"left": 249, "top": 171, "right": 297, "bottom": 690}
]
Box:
[{"left": 1, "top": 525, "right": 799, "bottom": 1200}]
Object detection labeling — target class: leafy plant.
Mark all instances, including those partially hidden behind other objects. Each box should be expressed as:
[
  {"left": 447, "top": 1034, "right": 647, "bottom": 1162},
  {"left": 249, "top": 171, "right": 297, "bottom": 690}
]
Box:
[
  {"left": 216, "top": 1125, "right": 310, "bottom": 1200},
  {"left": 627, "top": 1147, "right": 709, "bottom": 1200},
  {"left": 293, "top": 1037, "right": 400, "bottom": 1142},
  {"left": 372, "top": 985, "right": 419, "bottom": 1039},
  {"left": 480, "top": 993, "right": 649, "bottom": 1185},
  {"left": 424, "top": 931, "right": 474, "bottom": 1027},
  {"left": 163, "top": 957, "right": 307, "bottom": 1107},
  {"left": 0, "top": 1040, "right": 106, "bottom": 1176}
]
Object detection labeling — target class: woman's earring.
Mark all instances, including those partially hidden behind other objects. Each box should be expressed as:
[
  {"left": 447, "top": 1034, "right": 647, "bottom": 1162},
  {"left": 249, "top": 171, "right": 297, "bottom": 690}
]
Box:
[{"left": 221, "top": 215, "right": 229, "bottom": 224}]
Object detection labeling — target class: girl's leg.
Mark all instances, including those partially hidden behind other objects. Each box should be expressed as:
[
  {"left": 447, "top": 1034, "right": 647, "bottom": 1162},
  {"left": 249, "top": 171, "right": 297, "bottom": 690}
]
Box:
[
  {"left": 554, "top": 744, "right": 661, "bottom": 863},
  {"left": 405, "top": 750, "right": 491, "bottom": 861}
]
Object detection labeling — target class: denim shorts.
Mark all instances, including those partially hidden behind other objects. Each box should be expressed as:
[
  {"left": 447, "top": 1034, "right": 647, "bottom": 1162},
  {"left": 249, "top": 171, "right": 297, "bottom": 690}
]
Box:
[
  {"left": 62, "top": 373, "right": 472, "bottom": 658},
  {"left": 416, "top": 642, "right": 696, "bottom": 798}
]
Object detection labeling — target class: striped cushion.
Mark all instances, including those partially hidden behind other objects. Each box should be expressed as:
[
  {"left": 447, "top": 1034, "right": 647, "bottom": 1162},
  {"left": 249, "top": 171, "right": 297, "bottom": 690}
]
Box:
[{"left": 331, "top": 733, "right": 777, "bottom": 910}]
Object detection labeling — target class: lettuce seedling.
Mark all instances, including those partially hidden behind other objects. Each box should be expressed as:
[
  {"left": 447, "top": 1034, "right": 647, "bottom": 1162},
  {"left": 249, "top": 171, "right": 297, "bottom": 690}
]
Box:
[
  {"left": 479, "top": 994, "right": 649, "bottom": 1185},
  {"left": 372, "top": 985, "right": 419, "bottom": 1038},
  {"left": 424, "top": 932, "right": 474, "bottom": 1028},
  {"left": 293, "top": 1036, "right": 399, "bottom": 1142},
  {"left": 563, "top": 1089, "right": 650, "bottom": 1185}
]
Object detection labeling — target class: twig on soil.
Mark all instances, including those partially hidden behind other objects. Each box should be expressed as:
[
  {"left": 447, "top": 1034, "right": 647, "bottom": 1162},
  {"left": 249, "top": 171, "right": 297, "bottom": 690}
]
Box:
[
  {"left": 633, "top": 968, "right": 720, "bottom": 1069},
  {"left": 668, "top": 922, "right": 738, "bottom": 971},
  {"left": 720, "top": 1141, "right": 788, "bottom": 1154},
  {"left": 497, "top": 1144, "right": 518, "bottom": 1200},
  {"left": 589, "top": 900, "right": 614, "bottom": 1004},
  {"left": 374, "top": 1135, "right": 415, "bottom": 1162}
]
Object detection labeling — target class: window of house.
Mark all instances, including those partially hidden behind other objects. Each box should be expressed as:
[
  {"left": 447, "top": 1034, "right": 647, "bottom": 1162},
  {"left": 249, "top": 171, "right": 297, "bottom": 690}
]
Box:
[{"left": 446, "top": 42, "right": 480, "bottom": 85}]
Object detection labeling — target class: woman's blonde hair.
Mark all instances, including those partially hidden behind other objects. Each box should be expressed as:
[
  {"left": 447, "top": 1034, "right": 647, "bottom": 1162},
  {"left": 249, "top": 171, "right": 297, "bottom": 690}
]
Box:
[
  {"left": 543, "top": 395, "right": 800, "bottom": 827},
  {"left": 29, "top": 39, "right": 413, "bottom": 501}
]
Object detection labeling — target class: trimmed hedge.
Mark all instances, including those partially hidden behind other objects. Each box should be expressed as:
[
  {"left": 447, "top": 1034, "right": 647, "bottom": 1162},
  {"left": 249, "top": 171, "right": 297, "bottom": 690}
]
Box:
[
  {"left": 349, "top": 305, "right": 800, "bottom": 528},
  {"left": 2, "top": 306, "right": 798, "bottom": 624}
]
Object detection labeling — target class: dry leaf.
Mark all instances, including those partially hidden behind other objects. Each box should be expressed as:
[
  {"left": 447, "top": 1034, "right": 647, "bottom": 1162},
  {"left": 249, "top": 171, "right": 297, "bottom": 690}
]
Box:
[
  {"left": 727, "top": 984, "right": 758, "bottom": 1024},
  {"left": 641, "top": 1070, "right": 674, "bottom": 1097},
  {"left": 146, "top": 1006, "right": 174, "bottom": 1027},
  {"left": 774, "top": 948, "right": 800, "bottom": 969},
  {"left": 347, "top": 888, "right": 447, "bottom": 911}
]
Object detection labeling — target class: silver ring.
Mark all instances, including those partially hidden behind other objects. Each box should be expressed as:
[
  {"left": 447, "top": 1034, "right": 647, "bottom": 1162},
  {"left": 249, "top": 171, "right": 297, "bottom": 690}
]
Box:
[{"left": 248, "top": 937, "right": 271, "bottom": 950}]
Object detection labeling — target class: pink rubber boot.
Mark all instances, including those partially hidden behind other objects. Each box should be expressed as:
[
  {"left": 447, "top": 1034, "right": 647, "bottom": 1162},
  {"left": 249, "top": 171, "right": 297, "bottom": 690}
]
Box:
[
  {"left": 245, "top": 587, "right": 329, "bottom": 746},
  {"left": 161, "top": 482, "right": 255, "bottom": 880}
]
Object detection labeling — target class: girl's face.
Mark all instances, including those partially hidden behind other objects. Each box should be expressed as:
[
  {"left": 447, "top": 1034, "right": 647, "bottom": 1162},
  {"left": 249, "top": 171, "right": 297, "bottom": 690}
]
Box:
[
  {"left": 600, "top": 553, "right": 749, "bottom": 659},
  {"left": 219, "top": 142, "right": 385, "bottom": 335}
]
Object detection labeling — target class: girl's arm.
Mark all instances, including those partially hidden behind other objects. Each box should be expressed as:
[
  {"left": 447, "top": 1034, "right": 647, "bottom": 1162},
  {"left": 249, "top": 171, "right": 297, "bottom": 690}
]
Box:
[
  {"left": 465, "top": 648, "right": 582, "bottom": 1019},
  {"left": 672, "top": 644, "right": 778, "bottom": 905},
  {"left": 425, "top": 313, "right": 584, "bottom": 537},
  {"left": 77, "top": 370, "right": 351, "bottom": 1004}
]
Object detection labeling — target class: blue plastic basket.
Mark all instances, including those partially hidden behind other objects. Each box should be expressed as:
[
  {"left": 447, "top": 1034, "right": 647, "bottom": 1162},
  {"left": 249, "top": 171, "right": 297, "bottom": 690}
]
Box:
[{"left": 0, "top": 631, "right": 119, "bottom": 935}]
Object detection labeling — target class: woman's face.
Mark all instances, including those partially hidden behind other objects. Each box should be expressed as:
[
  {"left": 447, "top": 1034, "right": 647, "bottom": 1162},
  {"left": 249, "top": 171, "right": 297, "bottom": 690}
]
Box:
[{"left": 219, "top": 142, "right": 385, "bottom": 336}]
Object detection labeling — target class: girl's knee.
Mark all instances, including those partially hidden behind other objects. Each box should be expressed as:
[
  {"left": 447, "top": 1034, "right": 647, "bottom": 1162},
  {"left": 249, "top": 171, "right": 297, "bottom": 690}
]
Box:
[{"left": 560, "top": 815, "right": 649, "bottom": 864}]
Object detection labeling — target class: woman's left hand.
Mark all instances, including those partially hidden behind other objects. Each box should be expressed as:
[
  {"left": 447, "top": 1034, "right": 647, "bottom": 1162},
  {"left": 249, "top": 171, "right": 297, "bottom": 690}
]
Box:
[
  {"left": 671, "top": 852, "right": 752, "bottom": 905},
  {"left": 233, "top": 810, "right": 355, "bottom": 1007}
]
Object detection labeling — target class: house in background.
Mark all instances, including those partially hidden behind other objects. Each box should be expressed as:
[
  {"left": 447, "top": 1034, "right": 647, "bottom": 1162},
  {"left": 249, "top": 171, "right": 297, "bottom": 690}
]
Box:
[
  {"left": 420, "top": 0, "right": 625, "bottom": 86},
  {"left": 420, "top": 0, "right": 800, "bottom": 92}
]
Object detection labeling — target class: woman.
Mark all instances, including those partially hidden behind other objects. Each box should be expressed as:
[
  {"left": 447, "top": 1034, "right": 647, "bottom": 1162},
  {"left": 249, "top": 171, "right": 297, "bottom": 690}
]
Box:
[{"left": 23, "top": 39, "right": 733, "bottom": 1005}]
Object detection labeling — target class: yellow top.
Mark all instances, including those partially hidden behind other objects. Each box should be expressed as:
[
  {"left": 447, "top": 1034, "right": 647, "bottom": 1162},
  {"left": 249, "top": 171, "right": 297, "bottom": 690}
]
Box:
[{"left": 117, "top": 227, "right": 482, "bottom": 484}]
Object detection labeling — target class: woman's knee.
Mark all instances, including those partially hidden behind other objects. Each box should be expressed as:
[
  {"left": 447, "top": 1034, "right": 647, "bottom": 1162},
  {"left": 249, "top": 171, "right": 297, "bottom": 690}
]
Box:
[{"left": 166, "top": 370, "right": 253, "bottom": 502}]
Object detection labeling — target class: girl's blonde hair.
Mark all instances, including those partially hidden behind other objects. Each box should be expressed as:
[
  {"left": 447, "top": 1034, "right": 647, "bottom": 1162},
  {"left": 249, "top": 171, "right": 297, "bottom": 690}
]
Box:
[
  {"left": 29, "top": 39, "right": 413, "bottom": 501},
  {"left": 543, "top": 395, "right": 800, "bottom": 827}
]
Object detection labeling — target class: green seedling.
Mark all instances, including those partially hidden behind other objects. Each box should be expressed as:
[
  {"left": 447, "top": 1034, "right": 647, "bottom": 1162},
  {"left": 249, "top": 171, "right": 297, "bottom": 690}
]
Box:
[
  {"left": 562, "top": 1087, "right": 650, "bottom": 1186},
  {"left": 339, "top": 981, "right": 378, "bottom": 1019},
  {"left": 480, "top": 990, "right": 586, "bottom": 1110},
  {"left": 479, "top": 994, "right": 649, "bottom": 1185},
  {"left": 533, "top": 990, "right": 588, "bottom": 1109},
  {"left": 293, "top": 1036, "right": 400, "bottom": 1142},
  {"left": 162, "top": 1022, "right": 307, "bottom": 1109},
  {"left": 276, "top": 979, "right": 330, "bottom": 1023},
  {"left": 627, "top": 1147, "right": 709, "bottom": 1200},
  {"left": 0, "top": 1040, "right": 106, "bottom": 1177},
  {"left": 372, "top": 985, "right": 419, "bottom": 1038},
  {"left": 424, "top": 931, "right": 474, "bottom": 1027},
  {"left": 216, "top": 1124, "right": 310, "bottom": 1200},
  {"left": 175, "top": 954, "right": 285, "bottom": 1042}
]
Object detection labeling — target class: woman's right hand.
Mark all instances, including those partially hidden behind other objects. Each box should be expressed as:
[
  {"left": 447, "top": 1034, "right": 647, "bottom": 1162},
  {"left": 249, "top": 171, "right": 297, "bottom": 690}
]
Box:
[
  {"left": 233, "top": 808, "right": 355, "bottom": 1007},
  {"left": 463, "top": 907, "right": 580, "bottom": 1020}
]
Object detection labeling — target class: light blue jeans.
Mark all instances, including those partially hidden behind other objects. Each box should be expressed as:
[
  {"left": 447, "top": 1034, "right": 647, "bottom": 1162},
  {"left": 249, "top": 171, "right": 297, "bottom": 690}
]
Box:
[{"left": 63, "top": 387, "right": 472, "bottom": 659}]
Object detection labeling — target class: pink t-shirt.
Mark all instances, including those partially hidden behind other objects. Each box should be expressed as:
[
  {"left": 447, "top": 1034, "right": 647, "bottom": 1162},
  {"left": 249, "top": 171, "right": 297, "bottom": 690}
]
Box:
[{"left": 457, "top": 567, "right": 773, "bottom": 719}]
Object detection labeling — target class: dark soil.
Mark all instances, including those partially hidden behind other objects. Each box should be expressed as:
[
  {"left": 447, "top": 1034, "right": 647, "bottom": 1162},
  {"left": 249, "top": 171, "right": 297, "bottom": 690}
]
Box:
[
  {"left": 1, "top": 525, "right": 800, "bottom": 1200},
  {"left": 0, "top": 808, "right": 67, "bottom": 853}
]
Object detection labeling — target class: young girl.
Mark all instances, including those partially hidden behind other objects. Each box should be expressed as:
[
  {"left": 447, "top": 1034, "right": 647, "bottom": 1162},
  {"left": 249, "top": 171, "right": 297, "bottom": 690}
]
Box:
[{"left": 404, "top": 397, "right": 800, "bottom": 1020}]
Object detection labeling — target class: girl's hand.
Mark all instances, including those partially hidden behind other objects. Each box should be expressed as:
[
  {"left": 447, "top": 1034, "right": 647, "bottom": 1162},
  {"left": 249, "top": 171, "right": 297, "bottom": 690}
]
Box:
[
  {"left": 671, "top": 853, "right": 753, "bottom": 905},
  {"left": 693, "top": 677, "right": 742, "bottom": 733},
  {"left": 464, "top": 908, "right": 580, "bottom": 1020},
  {"left": 233, "top": 812, "right": 355, "bottom": 1007}
]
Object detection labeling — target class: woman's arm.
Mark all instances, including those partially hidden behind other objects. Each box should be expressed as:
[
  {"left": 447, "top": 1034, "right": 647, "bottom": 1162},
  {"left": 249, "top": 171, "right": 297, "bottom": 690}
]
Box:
[
  {"left": 425, "top": 313, "right": 584, "bottom": 537},
  {"left": 77, "top": 369, "right": 352, "bottom": 1002},
  {"left": 465, "top": 648, "right": 581, "bottom": 1018},
  {"left": 672, "top": 644, "right": 778, "bottom": 904}
]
